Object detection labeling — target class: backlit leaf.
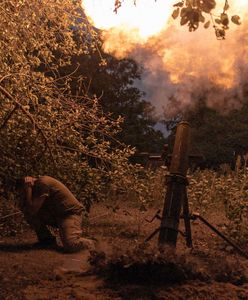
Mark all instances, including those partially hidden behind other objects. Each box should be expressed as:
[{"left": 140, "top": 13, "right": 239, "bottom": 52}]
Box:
[
  {"left": 204, "top": 20, "right": 210, "bottom": 29},
  {"left": 231, "top": 15, "right": 241, "bottom": 25}
]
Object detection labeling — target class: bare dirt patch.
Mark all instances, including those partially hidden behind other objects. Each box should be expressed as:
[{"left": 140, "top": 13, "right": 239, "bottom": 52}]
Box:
[{"left": 1, "top": 203, "right": 248, "bottom": 300}]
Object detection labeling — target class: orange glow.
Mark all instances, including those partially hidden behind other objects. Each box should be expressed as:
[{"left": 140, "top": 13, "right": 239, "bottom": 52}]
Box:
[
  {"left": 82, "top": 1, "right": 248, "bottom": 112},
  {"left": 82, "top": 0, "right": 175, "bottom": 40}
]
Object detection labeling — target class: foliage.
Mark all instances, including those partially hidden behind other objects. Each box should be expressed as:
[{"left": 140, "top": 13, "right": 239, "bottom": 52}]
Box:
[
  {"left": 89, "top": 55, "right": 167, "bottom": 153},
  {"left": 125, "top": 163, "right": 248, "bottom": 244},
  {"left": 58, "top": 50, "right": 167, "bottom": 153},
  {"left": 186, "top": 101, "right": 248, "bottom": 168},
  {"left": 110, "top": 165, "right": 166, "bottom": 208},
  {"left": 117, "top": 162, "right": 248, "bottom": 245},
  {"left": 171, "top": 0, "right": 241, "bottom": 39},
  {"left": 187, "top": 165, "right": 248, "bottom": 244},
  {"left": 164, "top": 83, "right": 248, "bottom": 168},
  {"left": 0, "top": 0, "right": 142, "bottom": 211}
]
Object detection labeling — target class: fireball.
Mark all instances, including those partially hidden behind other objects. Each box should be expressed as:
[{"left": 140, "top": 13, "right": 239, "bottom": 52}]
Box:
[
  {"left": 82, "top": 0, "right": 248, "bottom": 111},
  {"left": 82, "top": 0, "right": 175, "bottom": 40}
]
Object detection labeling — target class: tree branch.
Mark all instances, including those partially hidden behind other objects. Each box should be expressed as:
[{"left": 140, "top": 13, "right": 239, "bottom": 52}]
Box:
[
  {"left": 0, "top": 103, "right": 19, "bottom": 130},
  {"left": 0, "top": 84, "right": 57, "bottom": 168}
]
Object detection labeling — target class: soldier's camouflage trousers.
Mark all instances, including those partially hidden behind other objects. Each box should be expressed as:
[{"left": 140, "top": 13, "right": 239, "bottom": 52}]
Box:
[{"left": 23, "top": 209, "right": 95, "bottom": 253}]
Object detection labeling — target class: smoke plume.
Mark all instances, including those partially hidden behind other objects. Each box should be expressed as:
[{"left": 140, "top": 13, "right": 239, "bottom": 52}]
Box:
[{"left": 83, "top": 1, "right": 248, "bottom": 117}]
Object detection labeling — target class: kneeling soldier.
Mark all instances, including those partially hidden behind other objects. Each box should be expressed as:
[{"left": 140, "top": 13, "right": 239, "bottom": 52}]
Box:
[{"left": 16, "top": 175, "right": 95, "bottom": 252}]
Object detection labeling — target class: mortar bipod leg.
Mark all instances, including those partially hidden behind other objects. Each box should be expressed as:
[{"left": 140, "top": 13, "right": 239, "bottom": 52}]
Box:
[
  {"left": 144, "top": 227, "right": 160, "bottom": 243},
  {"left": 192, "top": 213, "right": 248, "bottom": 260}
]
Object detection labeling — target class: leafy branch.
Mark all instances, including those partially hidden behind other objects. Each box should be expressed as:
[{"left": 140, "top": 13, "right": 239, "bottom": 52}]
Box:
[
  {"left": 172, "top": 0, "right": 241, "bottom": 39},
  {"left": 0, "top": 84, "right": 57, "bottom": 168}
]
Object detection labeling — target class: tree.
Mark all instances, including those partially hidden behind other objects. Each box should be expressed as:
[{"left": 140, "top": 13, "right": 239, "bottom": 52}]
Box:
[
  {"left": 0, "top": 0, "right": 135, "bottom": 210},
  {"left": 59, "top": 50, "right": 167, "bottom": 153},
  {"left": 177, "top": 95, "right": 248, "bottom": 169}
]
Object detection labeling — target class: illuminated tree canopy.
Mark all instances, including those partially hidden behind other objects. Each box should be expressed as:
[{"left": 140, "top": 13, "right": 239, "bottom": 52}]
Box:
[{"left": 0, "top": 0, "right": 135, "bottom": 208}]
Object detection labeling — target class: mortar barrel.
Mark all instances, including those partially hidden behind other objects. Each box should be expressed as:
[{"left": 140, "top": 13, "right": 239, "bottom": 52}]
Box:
[
  {"left": 158, "top": 121, "right": 191, "bottom": 247},
  {"left": 169, "top": 121, "right": 191, "bottom": 176}
]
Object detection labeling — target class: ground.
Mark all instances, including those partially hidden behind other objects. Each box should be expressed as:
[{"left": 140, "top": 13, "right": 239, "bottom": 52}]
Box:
[{"left": 0, "top": 203, "right": 248, "bottom": 300}]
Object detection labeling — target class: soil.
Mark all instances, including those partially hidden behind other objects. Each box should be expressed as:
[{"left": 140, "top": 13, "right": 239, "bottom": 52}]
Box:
[{"left": 0, "top": 203, "right": 248, "bottom": 300}]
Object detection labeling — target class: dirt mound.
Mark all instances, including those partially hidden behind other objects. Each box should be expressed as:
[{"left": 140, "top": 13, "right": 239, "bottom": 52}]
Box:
[{"left": 89, "top": 245, "right": 248, "bottom": 286}]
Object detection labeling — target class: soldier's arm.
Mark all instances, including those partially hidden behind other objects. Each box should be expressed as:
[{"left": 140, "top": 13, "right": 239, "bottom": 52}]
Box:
[
  {"left": 24, "top": 185, "right": 46, "bottom": 216},
  {"left": 24, "top": 177, "right": 48, "bottom": 216}
]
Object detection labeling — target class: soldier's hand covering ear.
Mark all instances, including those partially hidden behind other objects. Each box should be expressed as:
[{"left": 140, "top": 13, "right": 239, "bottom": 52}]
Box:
[{"left": 24, "top": 177, "right": 35, "bottom": 186}]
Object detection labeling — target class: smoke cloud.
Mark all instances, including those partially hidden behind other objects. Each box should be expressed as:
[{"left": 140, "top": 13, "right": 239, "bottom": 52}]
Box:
[{"left": 100, "top": 10, "right": 248, "bottom": 118}]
